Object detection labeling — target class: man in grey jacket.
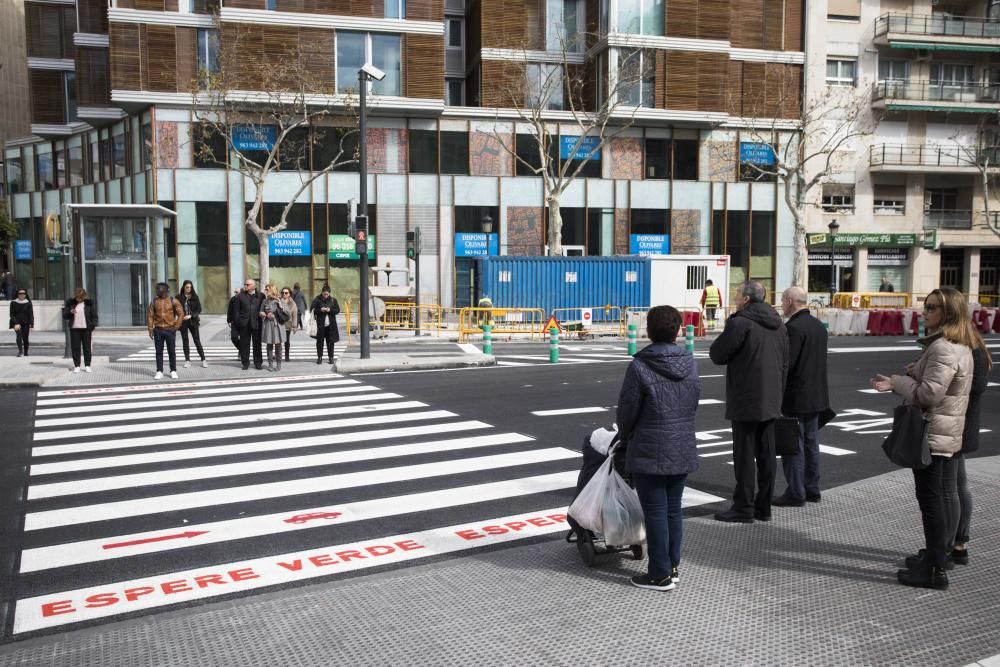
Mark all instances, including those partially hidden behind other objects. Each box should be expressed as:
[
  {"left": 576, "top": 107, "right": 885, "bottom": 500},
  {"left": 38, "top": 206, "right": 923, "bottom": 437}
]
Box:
[{"left": 709, "top": 282, "right": 789, "bottom": 523}]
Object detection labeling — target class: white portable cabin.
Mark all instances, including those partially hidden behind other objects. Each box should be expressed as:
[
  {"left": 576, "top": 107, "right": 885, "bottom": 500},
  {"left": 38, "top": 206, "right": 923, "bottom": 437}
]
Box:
[{"left": 646, "top": 255, "right": 732, "bottom": 310}]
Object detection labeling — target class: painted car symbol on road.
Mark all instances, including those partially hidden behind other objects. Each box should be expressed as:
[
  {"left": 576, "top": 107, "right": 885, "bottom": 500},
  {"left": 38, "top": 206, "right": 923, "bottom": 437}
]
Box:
[{"left": 283, "top": 511, "right": 343, "bottom": 524}]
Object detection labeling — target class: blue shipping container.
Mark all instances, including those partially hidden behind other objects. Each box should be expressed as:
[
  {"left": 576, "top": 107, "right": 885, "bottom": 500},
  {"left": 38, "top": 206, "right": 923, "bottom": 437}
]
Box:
[{"left": 476, "top": 256, "right": 651, "bottom": 316}]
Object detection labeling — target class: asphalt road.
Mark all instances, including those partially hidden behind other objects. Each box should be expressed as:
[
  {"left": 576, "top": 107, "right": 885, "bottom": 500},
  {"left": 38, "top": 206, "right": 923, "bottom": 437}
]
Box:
[{"left": 0, "top": 334, "right": 996, "bottom": 641}]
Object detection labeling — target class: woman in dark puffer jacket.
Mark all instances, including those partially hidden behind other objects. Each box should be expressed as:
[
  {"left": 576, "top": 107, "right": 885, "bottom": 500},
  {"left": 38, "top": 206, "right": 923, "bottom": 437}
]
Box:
[{"left": 616, "top": 305, "right": 700, "bottom": 592}]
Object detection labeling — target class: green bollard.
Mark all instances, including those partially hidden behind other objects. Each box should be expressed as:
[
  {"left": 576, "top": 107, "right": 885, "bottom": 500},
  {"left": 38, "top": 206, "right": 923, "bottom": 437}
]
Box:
[
  {"left": 482, "top": 324, "right": 492, "bottom": 355},
  {"left": 685, "top": 324, "right": 695, "bottom": 352},
  {"left": 918, "top": 319, "right": 925, "bottom": 339},
  {"left": 549, "top": 326, "right": 559, "bottom": 363},
  {"left": 627, "top": 323, "right": 637, "bottom": 356}
]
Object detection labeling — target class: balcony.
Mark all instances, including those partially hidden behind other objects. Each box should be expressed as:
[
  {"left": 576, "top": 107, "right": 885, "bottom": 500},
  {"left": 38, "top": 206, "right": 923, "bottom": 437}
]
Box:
[
  {"left": 869, "top": 144, "right": 984, "bottom": 173},
  {"left": 875, "top": 13, "right": 1000, "bottom": 52},
  {"left": 872, "top": 80, "right": 1000, "bottom": 112},
  {"left": 924, "top": 209, "right": 973, "bottom": 229}
]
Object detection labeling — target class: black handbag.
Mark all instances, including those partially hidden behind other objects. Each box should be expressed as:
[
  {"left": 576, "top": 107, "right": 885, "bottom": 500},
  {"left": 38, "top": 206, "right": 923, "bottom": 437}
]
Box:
[
  {"left": 274, "top": 304, "right": 290, "bottom": 325},
  {"left": 881, "top": 404, "right": 931, "bottom": 469},
  {"left": 774, "top": 417, "right": 800, "bottom": 457}
]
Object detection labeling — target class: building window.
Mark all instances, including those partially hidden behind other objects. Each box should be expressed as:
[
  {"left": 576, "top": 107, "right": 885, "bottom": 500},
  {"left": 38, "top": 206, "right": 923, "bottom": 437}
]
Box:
[
  {"left": 673, "top": 139, "right": 698, "bottom": 181},
  {"left": 825, "top": 59, "right": 856, "bottom": 87},
  {"left": 69, "top": 145, "right": 84, "bottom": 186},
  {"left": 515, "top": 134, "right": 554, "bottom": 176},
  {"left": 878, "top": 59, "right": 909, "bottom": 83},
  {"left": 64, "top": 72, "right": 78, "bottom": 123},
  {"left": 192, "top": 123, "right": 227, "bottom": 169},
  {"left": 526, "top": 63, "right": 564, "bottom": 110},
  {"left": 112, "top": 133, "right": 127, "bottom": 178},
  {"left": 546, "top": 0, "right": 584, "bottom": 51},
  {"left": 409, "top": 130, "right": 438, "bottom": 174},
  {"left": 337, "top": 33, "right": 402, "bottom": 96},
  {"left": 447, "top": 18, "right": 463, "bottom": 48},
  {"left": 385, "top": 0, "right": 405, "bottom": 18},
  {"left": 616, "top": 0, "right": 664, "bottom": 37},
  {"left": 265, "top": 0, "right": 276, "bottom": 9},
  {"left": 440, "top": 131, "right": 469, "bottom": 174},
  {"left": 191, "top": 0, "right": 220, "bottom": 14},
  {"left": 197, "top": 29, "right": 220, "bottom": 80},
  {"left": 5, "top": 156, "right": 22, "bottom": 194},
  {"left": 631, "top": 209, "right": 669, "bottom": 235},
  {"left": 821, "top": 185, "right": 855, "bottom": 213},
  {"left": 619, "top": 49, "right": 654, "bottom": 107},
  {"left": 644, "top": 138, "right": 669, "bottom": 179},
  {"left": 827, "top": 0, "right": 860, "bottom": 20},
  {"left": 37, "top": 152, "right": 54, "bottom": 190},
  {"left": 446, "top": 79, "right": 464, "bottom": 106},
  {"left": 873, "top": 185, "right": 905, "bottom": 215}
]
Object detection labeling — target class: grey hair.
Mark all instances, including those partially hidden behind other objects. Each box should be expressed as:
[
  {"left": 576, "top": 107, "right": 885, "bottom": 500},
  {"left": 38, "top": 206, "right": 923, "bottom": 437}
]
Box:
[
  {"left": 782, "top": 286, "right": 807, "bottom": 306},
  {"left": 741, "top": 281, "right": 766, "bottom": 303}
]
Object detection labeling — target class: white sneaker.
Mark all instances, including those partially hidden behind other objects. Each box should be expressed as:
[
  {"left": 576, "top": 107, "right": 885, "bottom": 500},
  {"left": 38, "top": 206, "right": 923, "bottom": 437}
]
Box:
[
  {"left": 154, "top": 371, "right": 163, "bottom": 380},
  {"left": 84, "top": 366, "right": 92, "bottom": 373},
  {"left": 201, "top": 360, "right": 208, "bottom": 368},
  {"left": 72, "top": 367, "right": 80, "bottom": 374},
  {"left": 169, "top": 371, "right": 179, "bottom": 379},
  {"left": 183, "top": 361, "right": 191, "bottom": 368}
]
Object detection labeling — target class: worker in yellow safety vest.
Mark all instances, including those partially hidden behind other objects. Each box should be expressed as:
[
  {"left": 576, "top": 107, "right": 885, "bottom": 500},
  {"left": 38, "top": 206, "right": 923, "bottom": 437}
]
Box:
[
  {"left": 700, "top": 279, "right": 723, "bottom": 330},
  {"left": 477, "top": 295, "right": 494, "bottom": 329}
]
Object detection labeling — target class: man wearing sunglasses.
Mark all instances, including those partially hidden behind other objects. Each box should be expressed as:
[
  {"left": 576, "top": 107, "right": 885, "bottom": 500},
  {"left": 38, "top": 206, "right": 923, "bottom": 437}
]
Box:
[
  {"left": 235, "top": 279, "right": 265, "bottom": 370},
  {"left": 9, "top": 288, "right": 33, "bottom": 357}
]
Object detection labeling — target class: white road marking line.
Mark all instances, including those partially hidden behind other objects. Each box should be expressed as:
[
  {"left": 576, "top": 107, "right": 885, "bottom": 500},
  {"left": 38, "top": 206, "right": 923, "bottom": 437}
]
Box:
[
  {"left": 501, "top": 355, "right": 590, "bottom": 364},
  {"left": 35, "top": 392, "right": 402, "bottom": 427},
  {"left": 31, "top": 420, "right": 489, "bottom": 474},
  {"left": 857, "top": 430, "right": 892, "bottom": 435},
  {"left": 989, "top": 382, "right": 999, "bottom": 387},
  {"left": 699, "top": 399, "right": 724, "bottom": 405},
  {"left": 497, "top": 361, "right": 533, "bottom": 366},
  {"left": 23, "top": 448, "right": 582, "bottom": 531},
  {"left": 700, "top": 451, "right": 732, "bottom": 458},
  {"left": 818, "top": 444, "right": 854, "bottom": 456},
  {"left": 32, "top": 410, "right": 459, "bottom": 457},
  {"left": 35, "top": 384, "right": 377, "bottom": 416},
  {"left": 696, "top": 428, "right": 732, "bottom": 441},
  {"left": 696, "top": 440, "right": 733, "bottom": 449},
  {"left": 29, "top": 433, "right": 535, "bottom": 499},
  {"left": 700, "top": 374, "right": 724, "bottom": 378},
  {"left": 858, "top": 389, "right": 881, "bottom": 394},
  {"left": 531, "top": 407, "right": 607, "bottom": 416},
  {"left": 36, "top": 374, "right": 344, "bottom": 399},
  {"left": 456, "top": 343, "right": 481, "bottom": 354},
  {"left": 33, "top": 401, "right": 427, "bottom": 442},
  {"left": 20, "top": 471, "right": 578, "bottom": 572}
]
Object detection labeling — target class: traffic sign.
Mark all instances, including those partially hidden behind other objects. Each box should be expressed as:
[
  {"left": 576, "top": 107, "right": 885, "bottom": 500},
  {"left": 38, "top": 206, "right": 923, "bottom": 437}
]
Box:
[
  {"left": 580, "top": 308, "right": 592, "bottom": 328},
  {"left": 545, "top": 315, "right": 561, "bottom": 332}
]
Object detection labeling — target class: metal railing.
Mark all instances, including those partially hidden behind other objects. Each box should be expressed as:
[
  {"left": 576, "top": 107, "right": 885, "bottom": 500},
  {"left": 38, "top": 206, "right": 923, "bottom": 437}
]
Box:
[
  {"left": 875, "top": 13, "right": 1000, "bottom": 39},
  {"left": 458, "top": 307, "right": 546, "bottom": 342},
  {"left": 869, "top": 144, "right": 979, "bottom": 168},
  {"left": 924, "top": 210, "right": 974, "bottom": 229},
  {"left": 873, "top": 81, "right": 1000, "bottom": 104}
]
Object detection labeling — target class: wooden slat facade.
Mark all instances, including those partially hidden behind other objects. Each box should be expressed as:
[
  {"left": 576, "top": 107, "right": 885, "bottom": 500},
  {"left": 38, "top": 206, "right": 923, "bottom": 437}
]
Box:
[
  {"left": 77, "top": 0, "right": 109, "bottom": 35},
  {"left": 664, "top": 51, "right": 699, "bottom": 111},
  {"left": 175, "top": 27, "right": 197, "bottom": 93},
  {"left": 480, "top": 60, "right": 526, "bottom": 108},
  {"left": 25, "top": 2, "right": 75, "bottom": 59},
  {"left": 666, "top": 0, "right": 699, "bottom": 39},
  {"left": 76, "top": 47, "right": 111, "bottom": 107},
  {"left": 404, "top": 34, "right": 444, "bottom": 99},
  {"left": 299, "top": 28, "right": 336, "bottom": 95},
  {"left": 762, "top": 0, "right": 784, "bottom": 50},
  {"left": 30, "top": 70, "right": 65, "bottom": 124},
  {"left": 480, "top": 0, "right": 543, "bottom": 51},
  {"left": 405, "top": 0, "right": 444, "bottom": 21},
  {"left": 109, "top": 23, "right": 141, "bottom": 91},
  {"left": 145, "top": 25, "right": 178, "bottom": 92},
  {"left": 784, "top": 0, "right": 804, "bottom": 51}
]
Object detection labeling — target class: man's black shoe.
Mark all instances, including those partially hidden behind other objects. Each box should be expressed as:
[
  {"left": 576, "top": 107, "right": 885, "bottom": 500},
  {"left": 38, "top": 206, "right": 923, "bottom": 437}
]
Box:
[
  {"left": 714, "top": 510, "right": 754, "bottom": 524},
  {"left": 806, "top": 493, "right": 822, "bottom": 503},
  {"left": 951, "top": 548, "right": 969, "bottom": 565},
  {"left": 904, "top": 549, "right": 954, "bottom": 571},
  {"left": 241, "top": 364, "right": 249, "bottom": 370},
  {"left": 753, "top": 511, "right": 772, "bottom": 522},
  {"left": 316, "top": 358, "right": 323, "bottom": 365},
  {"left": 254, "top": 364, "right": 263, "bottom": 370},
  {"left": 897, "top": 563, "right": 949, "bottom": 590},
  {"left": 773, "top": 494, "right": 805, "bottom": 508}
]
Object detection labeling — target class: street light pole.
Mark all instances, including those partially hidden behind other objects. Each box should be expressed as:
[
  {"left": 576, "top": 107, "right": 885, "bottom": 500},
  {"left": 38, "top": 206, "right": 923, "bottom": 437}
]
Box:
[
  {"left": 358, "top": 70, "right": 371, "bottom": 359},
  {"left": 828, "top": 219, "right": 840, "bottom": 307}
]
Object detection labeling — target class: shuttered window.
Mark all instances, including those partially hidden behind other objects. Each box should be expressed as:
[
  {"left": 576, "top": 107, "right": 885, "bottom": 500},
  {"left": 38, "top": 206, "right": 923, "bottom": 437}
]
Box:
[{"left": 828, "top": 0, "right": 860, "bottom": 20}]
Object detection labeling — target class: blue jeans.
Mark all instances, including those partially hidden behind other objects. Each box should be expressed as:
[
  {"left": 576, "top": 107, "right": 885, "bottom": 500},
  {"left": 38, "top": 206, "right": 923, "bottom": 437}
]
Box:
[
  {"left": 633, "top": 473, "right": 687, "bottom": 579},
  {"left": 781, "top": 414, "right": 821, "bottom": 501},
  {"left": 154, "top": 328, "right": 177, "bottom": 373}
]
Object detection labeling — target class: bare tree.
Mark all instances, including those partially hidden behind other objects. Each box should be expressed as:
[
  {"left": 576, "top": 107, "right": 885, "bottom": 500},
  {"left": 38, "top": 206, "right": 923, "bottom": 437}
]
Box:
[
  {"left": 479, "top": 37, "right": 650, "bottom": 256},
  {"left": 947, "top": 115, "right": 1000, "bottom": 238},
  {"left": 725, "top": 73, "right": 878, "bottom": 287},
  {"left": 190, "top": 23, "right": 358, "bottom": 285}
]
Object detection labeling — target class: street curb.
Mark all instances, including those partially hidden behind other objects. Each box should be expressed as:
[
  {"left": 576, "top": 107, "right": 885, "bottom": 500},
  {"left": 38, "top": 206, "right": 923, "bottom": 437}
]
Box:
[{"left": 336, "top": 354, "right": 495, "bottom": 374}]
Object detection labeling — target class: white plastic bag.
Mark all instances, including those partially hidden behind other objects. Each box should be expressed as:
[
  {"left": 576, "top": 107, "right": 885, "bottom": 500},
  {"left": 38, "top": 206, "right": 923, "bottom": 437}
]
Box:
[
  {"left": 568, "top": 446, "right": 646, "bottom": 546},
  {"left": 588, "top": 425, "right": 617, "bottom": 456}
]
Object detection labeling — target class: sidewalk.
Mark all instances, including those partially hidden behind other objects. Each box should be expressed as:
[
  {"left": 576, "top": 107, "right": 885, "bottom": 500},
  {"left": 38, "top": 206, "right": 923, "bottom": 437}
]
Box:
[
  {"left": 1, "top": 458, "right": 997, "bottom": 665},
  {"left": 0, "top": 316, "right": 493, "bottom": 386}
]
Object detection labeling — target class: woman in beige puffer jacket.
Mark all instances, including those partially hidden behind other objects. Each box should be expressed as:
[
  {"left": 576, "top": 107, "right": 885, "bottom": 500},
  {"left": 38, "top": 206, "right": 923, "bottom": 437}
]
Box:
[{"left": 871, "top": 287, "right": 973, "bottom": 590}]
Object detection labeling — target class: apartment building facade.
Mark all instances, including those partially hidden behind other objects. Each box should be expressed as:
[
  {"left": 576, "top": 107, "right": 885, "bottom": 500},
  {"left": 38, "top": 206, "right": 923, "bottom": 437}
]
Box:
[
  {"left": 4, "top": 0, "right": 806, "bottom": 321},
  {"left": 804, "top": 0, "right": 1000, "bottom": 302}
]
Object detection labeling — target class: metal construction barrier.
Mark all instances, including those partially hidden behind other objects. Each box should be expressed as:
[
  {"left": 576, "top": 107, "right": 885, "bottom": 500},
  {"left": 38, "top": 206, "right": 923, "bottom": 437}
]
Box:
[
  {"left": 832, "top": 292, "right": 911, "bottom": 309},
  {"left": 549, "top": 306, "right": 626, "bottom": 338},
  {"left": 458, "top": 307, "right": 545, "bottom": 341},
  {"left": 625, "top": 306, "right": 708, "bottom": 340},
  {"left": 379, "top": 302, "right": 444, "bottom": 332}
]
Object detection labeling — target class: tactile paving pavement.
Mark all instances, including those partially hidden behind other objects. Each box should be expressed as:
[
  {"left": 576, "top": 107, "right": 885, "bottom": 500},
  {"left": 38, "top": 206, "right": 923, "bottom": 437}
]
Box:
[{"left": 1, "top": 460, "right": 998, "bottom": 666}]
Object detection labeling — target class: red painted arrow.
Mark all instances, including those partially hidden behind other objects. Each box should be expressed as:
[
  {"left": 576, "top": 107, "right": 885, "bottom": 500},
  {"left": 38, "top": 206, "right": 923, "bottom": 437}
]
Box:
[{"left": 102, "top": 531, "right": 209, "bottom": 550}]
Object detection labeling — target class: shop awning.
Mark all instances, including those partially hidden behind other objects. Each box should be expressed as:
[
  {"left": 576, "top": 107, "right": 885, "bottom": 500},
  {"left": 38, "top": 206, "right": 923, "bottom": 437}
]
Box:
[
  {"left": 68, "top": 204, "right": 177, "bottom": 217},
  {"left": 889, "top": 41, "right": 1000, "bottom": 53}
]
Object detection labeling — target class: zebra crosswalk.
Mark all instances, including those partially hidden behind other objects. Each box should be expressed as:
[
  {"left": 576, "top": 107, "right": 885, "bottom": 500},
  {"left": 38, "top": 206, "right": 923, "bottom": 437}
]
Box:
[
  {"left": 496, "top": 348, "right": 710, "bottom": 367},
  {"left": 12, "top": 373, "right": 724, "bottom": 636},
  {"left": 118, "top": 341, "right": 342, "bottom": 362}
]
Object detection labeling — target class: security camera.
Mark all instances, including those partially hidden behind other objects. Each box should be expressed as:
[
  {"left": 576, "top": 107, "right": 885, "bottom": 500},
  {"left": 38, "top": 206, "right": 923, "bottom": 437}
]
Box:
[{"left": 361, "top": 63, "right": 386, "bottom": 81}]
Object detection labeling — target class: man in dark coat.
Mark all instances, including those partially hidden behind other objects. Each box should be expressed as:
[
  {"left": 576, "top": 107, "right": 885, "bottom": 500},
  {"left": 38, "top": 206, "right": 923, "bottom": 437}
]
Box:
[
  {"left": 226, "top": 288, "right": 241, "bottom": 356},
  {"left": 292, "top": 282, "right": 308, "bottom": 328},
  {"left": 235, "top": 279, "right": 264, "bottom": 370},
  {"left": 775, "top": 286, "right": 831, "bottom": 506},
  {"left": 617, "top": 305, "right": 700, "bottom": 591},
  {"left": 709, "top": 281, "right": 789, "bottom": 523}
]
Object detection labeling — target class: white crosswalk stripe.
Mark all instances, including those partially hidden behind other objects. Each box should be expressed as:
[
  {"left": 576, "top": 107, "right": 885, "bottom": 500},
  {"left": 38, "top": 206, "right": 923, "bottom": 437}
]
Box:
[
  {"left": 119, "top": 344, "right": 341, "bottom": 362},
  {"left": 495, "top": 349, "right": 709, "bottom": 367},
  {"left": 13, "top": 372, "right": 725, "bottom": 635}
]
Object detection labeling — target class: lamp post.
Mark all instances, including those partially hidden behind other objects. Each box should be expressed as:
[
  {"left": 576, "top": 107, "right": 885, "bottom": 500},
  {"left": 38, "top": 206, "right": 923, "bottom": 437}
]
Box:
[
  {"left": 481, "top": 213, "right": 493, "bottom": 235},
  {"left": 357, "top": 64, "right": 385, "bottom": 359},
  {"left": 828, "top": 219, "right": 840, "bottom": 306}
]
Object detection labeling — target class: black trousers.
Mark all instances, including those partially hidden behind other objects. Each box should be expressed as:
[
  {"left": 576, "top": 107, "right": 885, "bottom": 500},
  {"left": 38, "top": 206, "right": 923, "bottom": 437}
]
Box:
[
  {"left": 316, "top": 325, "right": 337, "bottom": 361},
  {"left": 730, "top": 420, "right": 776, "bottom": 516},
  {"left": 180, "top": 320, "right": 205, "bottom": 361},
  {"left": 230, "top": 325, "right": 240, "bottom": 350},
  {"left": 913, "top": 456, "right": 958, "bottom": 569},
  {"left": 15, "top": 327, "right": 29, "bottom": 354},
  {"left": 238, "top": 325, "right": 263, "bottom": 368},
  {"left": 70, "top": 328, "right": 93, "bottom": 368}
]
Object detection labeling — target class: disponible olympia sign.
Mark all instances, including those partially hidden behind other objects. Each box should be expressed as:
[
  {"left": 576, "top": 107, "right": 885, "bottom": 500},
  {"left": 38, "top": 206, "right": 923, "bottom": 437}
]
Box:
[
  {"left": 807, "top": 233, "right": 918, "bottom": 247},
  {"left": 268, "top": 231, "right": 311, "bottom": 256}
]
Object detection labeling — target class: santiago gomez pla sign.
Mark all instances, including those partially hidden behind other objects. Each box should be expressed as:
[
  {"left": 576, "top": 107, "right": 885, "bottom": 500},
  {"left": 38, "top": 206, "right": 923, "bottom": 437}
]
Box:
[{"left": 268, "top": 231, "right": 311, "bottom": 256}]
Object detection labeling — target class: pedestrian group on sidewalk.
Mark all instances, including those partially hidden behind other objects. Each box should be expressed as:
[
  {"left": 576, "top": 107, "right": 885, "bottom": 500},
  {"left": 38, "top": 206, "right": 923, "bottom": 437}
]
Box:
[{"left": 604, "top": 281, "right": 990, "bottom": 593}]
